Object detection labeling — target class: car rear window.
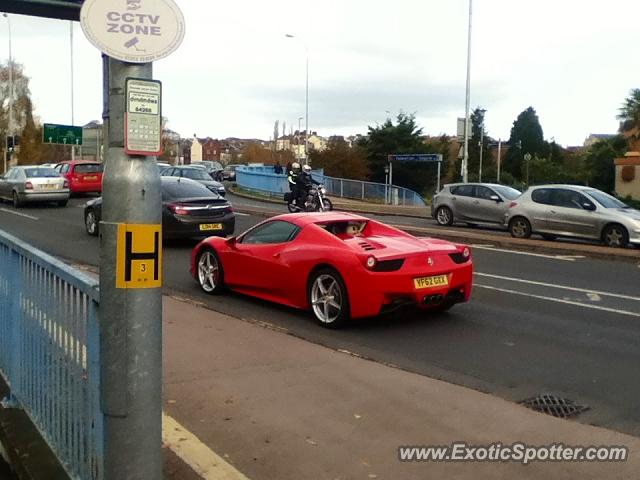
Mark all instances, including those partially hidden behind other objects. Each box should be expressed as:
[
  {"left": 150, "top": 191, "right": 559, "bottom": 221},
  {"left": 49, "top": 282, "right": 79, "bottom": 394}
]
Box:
[
  {"left": 74, "top": 164, "right": 103, "bottom": 174},
  {"left": 531, "top": 188, "right": 552, "bottom": 205},
  {"left": 24, "top": 167, "right": 60, "bottom": 178},
  {"left": 162, "top": 179, "right": 216, "bottom": 199}
]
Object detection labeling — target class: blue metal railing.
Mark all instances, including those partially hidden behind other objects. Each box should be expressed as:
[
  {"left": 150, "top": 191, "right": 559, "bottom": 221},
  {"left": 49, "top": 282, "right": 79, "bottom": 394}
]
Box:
[
  {"left": 0, "top": 229, "right": 103, "bottom": 480},
  {"left": 235, "top": 165, "right": 426, "bottom": 207}
]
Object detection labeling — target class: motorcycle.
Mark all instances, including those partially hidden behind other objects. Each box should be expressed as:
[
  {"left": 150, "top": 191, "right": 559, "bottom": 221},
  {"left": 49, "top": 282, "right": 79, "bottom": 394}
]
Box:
[{"left": 285, "top": 185, "right": 333, "bottom": 212}]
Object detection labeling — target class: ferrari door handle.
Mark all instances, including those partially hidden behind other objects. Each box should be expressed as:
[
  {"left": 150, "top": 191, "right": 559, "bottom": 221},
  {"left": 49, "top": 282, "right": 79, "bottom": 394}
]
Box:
[{"left": 273, "top": 253, "right": 280, "bottom": 258}]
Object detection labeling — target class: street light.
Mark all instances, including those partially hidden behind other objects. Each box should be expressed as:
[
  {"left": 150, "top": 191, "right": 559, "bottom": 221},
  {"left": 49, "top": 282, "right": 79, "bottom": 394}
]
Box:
[
  {"left": 461, "top": 0, "right": 472, "bottom": 183},
  {"left": 285, "top": 34, "right": 309, "bottom": 165},
  {"left": 3, "top": 13, "right": 12, "bottom": 174}
]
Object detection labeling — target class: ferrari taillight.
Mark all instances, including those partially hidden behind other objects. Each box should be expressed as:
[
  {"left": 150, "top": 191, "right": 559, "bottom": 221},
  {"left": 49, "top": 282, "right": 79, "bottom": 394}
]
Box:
[{"left": 363, "top": 255, "right": 377, "bottom": 270}]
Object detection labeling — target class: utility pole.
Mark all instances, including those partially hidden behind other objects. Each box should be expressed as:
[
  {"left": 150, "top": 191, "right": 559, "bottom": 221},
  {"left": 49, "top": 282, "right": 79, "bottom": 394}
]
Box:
[
  {"left": 3, "top": 13, "right": 13, "bottom": 173},
  {"left": 497, "top": 138, "right": 502, "bottom": 183},
  {"left": 99, "top": 56, "right": 163, "bottom": 480},
  {"left": 70, "top": 21, "right": 75, "bottom": 161},
  {"left": 478, "top": 123, "right": 484, "bottom": 182},
  {"left": 462, "top": 0, "right": 472, "bottom": 183}
]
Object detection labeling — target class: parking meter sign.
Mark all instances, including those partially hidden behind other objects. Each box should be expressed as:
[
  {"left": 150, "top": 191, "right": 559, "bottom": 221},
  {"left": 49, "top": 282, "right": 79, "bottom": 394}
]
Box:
[{"left": 125, "top": 78, "right": 162, "bottom": 156}]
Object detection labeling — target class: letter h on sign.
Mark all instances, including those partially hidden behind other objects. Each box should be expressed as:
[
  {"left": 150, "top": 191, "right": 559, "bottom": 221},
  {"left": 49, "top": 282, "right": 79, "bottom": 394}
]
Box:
[{"left": 116, "top": 224, "right": 163, "bottom": 289}]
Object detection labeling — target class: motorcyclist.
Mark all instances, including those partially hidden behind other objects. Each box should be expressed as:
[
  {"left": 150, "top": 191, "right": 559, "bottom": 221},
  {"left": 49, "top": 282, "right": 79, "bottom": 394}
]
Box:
[
  {"left": 287, "top": 162, "right": 302, "bottom": 207},
  {"left": 297, "top": 164, "right": 321, "bottom": 209}
]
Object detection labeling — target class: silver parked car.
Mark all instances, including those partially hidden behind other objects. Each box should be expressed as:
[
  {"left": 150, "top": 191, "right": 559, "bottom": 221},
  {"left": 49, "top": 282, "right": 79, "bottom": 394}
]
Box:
[
  {"left": 0, "top": 166, "right": 70, "bottom": 207},
  {"left": 431, "top": 183, "right": 522, "bottom": 227},
  {"left": 161, "top": 165, "right": 226, "bottom": 196},
  {"left": 504, "top": 185, "right": 640, "bottom": 248}
]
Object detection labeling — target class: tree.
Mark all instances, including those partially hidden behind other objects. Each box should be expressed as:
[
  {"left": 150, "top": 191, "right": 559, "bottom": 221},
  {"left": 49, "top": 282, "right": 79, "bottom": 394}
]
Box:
[
  {"left": 617, "top": 88, "right": 640, "bottom": 150},
  {"left": 358, "top": 113, "right": 435, "bottom": 193},
  {"left": 242, "top": 142, "right": 294, "bottom": 165},
  {"left": 502, "top": 107, "right": 546, "bottom": 180},
  {"left": 309, "top": 137, "right": 369, "bottom": 180},
  {"left": 466, "top": 107, "right": 493, "bottom": 182},
  {"left": 583, "top": 135, "right": 627, "bottom": 193}
]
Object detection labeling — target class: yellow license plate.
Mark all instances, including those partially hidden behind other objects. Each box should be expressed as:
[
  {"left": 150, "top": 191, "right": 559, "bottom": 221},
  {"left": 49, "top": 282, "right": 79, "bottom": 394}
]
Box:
[
  {"left": 42, "top": 184, "right": 57, "bottom": 189},
  {"left": 199, "top": 223, "right": 223, "bottom": 231},
  {"left": 414, "top": 275, "right": 449, "bottom": 289},
  {"left": 84, "top": 176, "right": 97, "bottom": 181}
]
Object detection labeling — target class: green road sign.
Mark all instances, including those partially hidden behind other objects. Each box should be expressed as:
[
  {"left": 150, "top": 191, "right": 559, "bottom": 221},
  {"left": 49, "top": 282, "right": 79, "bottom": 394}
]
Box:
[{"left": 43, "top": 123, "right": 83, "bottom": 146}]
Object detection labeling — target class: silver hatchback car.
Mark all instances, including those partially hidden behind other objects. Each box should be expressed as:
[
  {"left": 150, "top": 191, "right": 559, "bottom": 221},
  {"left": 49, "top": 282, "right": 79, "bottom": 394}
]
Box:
[
  {"left": 431, "top": 183, "right": 522, "bottom": 227},
  {"left": 0, "top": 166, "right": 70, "bottom": 207},
  {"left": 504, "top": 185, "right": 640, "bottom": 248}
]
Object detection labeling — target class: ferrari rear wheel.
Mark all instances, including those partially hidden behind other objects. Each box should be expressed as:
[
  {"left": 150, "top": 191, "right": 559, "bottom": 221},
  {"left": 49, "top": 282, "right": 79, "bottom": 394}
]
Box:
[
  {"left": 309, "top": 268, "right": 350, "bottom": 328},
  {"left": 197, "top": 248, "right": 224, "bottom": 294}
]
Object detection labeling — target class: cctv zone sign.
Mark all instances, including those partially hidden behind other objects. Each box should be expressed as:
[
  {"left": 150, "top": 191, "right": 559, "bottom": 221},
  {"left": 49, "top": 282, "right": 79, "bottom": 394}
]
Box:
[{"left": 115, "top": 223, "right": 162, "bottom": 288}]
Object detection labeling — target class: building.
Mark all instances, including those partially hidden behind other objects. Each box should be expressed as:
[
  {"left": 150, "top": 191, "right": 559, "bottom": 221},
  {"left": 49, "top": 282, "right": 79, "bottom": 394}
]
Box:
[{"left": 583, "top": 133, "right": 616, "bottom": 148}]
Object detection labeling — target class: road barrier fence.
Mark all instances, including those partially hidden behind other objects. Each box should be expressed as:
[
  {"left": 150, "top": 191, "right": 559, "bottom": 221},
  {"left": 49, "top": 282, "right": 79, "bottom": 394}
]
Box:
[
  {"left": 0, "top": 229, "right": 103, "bottom": 479},
  {"left": 235, "top": 165, "right": 426, "bottom": 207}
]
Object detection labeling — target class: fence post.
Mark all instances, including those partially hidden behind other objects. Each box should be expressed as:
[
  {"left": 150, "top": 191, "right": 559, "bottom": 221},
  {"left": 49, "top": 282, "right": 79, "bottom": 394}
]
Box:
[
  {"left": 340, "top": 179, "right": 344, "bottom": 198},
  {"left": 402, "top": 189, "right": 406, "bottom": 206},
  {"left": 3, "top": 250, "right": 22, "bottom": 408},
  {"left": 361, "top": 182, "right": 365, "bottom": 200}
]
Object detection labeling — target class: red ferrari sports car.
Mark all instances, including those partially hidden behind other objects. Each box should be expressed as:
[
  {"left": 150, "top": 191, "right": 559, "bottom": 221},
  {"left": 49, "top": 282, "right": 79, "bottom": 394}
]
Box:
[{"left": 190, "top": 212, "right": 473, "bottom": 328}]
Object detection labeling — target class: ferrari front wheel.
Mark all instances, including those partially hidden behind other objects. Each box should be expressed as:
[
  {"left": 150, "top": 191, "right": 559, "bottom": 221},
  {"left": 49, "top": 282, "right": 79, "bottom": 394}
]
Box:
[
  {"left": 197, "top": 248, "right": 224, "bottom": 294},
  {"left": 309, "top": 268, "right": 350, "bottom": 328}
]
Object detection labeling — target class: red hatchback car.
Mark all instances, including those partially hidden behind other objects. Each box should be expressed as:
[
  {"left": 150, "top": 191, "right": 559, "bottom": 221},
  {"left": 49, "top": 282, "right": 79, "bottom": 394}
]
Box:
[
  {"left": 191, "top": 212, "right": 473, "bottom": 328},
  {"left": 55, "top": 161, "right": 103, "bottom": 194}
]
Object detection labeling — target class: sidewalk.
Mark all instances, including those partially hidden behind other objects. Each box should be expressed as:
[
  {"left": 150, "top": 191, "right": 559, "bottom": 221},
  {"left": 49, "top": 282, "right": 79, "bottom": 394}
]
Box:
[{"left": 163, "top": 295, "right": 640, "bottom": 480}]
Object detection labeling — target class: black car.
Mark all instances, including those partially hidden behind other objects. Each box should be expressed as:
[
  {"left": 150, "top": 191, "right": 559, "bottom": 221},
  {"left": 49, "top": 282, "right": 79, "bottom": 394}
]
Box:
[
  {"left": 162, "top": 166, "right": 226, "bottom": 196},
  {"left": 84, "top": 177, "right": 235, "bottom": 239}
]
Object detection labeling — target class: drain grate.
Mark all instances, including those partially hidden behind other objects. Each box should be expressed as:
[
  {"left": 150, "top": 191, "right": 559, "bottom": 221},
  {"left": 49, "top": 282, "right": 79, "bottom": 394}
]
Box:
[{"left": 519, "top": 394, "right": 589, "bottom": 418}]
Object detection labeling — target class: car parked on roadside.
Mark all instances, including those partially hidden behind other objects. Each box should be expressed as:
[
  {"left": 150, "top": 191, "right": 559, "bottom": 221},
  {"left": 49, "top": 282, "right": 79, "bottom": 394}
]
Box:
[
  {"left": 54, "top": 160, "right": 103, "bottom": 194},
  {"left": 431, "top": 183, "right": 522, "bottom": 228},
  {"left": 161, "top": 165, "right": 226, "bottom": 196},
  {"left": 504, "top": 184, "right": 640, "bottom": 248},
  {"left": 0, "top": 166, "right": 70, "bottom": 207},
  {"left": 84, "top": 176, "right": 235, "bottom": 239},
  {"left": 222, "top": 164, "right": 243, "bottom": 181},
  {"left": 191, "top": 212, "right": 473, "bottom": 328},
  {"left": 191, "top": 161, "right": 224, "bottom": 181}
]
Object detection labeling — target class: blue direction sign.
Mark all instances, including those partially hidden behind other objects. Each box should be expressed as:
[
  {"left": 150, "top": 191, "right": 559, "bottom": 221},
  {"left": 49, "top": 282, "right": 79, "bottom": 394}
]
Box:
[
  {"left": 43, "top": 123, "right": 83, "bottom": 146},
  {"left": 389, "top": 154, "right": 443, "bottom": 162}
]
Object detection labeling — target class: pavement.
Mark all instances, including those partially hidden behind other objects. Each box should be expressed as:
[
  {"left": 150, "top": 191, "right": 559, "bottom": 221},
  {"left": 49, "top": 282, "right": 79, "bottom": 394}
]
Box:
[
  {"left": 229, "top": 186, "right": 640, "bottom": 263},
  {"left": 162, "top": 294, "right": 640, "bottom": 480}
]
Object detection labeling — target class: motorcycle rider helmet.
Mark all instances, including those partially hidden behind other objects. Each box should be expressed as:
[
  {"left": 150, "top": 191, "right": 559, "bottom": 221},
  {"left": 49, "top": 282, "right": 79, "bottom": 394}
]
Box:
[
  {"left": 302, "top": 164, "right": 312, "bottom": 173},
  {"left": 291, "top": 162, "right": 301, "bottom": 173}
]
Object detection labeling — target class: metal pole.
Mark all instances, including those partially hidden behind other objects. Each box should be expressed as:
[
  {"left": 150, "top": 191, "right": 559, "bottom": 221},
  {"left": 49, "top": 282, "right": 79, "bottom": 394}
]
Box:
[
  {"left": 462, "top": 0, "right": 472, "bottom": 183},
  {"left": 437, "top": 161, "right": 441, "bottom": 193},
  {"left": 478, "top": 123, "right": 484, "bottom": 182},
  {"left": 99, "top": 56, "right": 162, "bottom": 480},
  {"left": 389, "top": 160, "right": 393, "bottom": 205},
  {"left": 304, "top": 49, "right": 309, "bottom": 166},
  {"left": 70, "top": 21, "right": 75, "bottom": 161},
  {"left": 497, "top": 138, "right": 501, "bottom": 183},
  {"left": 4, "top": 13, "right": 12, "bottom": 172}
]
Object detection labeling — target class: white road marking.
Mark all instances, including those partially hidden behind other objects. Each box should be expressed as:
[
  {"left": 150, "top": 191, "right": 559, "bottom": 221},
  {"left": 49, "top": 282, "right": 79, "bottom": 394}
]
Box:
[
  {"left": 475, "top": 272, "right": 640, "bottom": 302},
  {"left": 0, "top": 208, "right": 39, "bottom": 220},
  {"left": 233, "top": 212, "right": 249, "bottom": 216},
  {"left": 475, "top": 284, "right": 640, "bottom": 318},
  {"left": 471, "top": 245, "right": 585, "bottom": 261},
  {"left": 163, "top": 413, "right": 249, "bottom": 480}
]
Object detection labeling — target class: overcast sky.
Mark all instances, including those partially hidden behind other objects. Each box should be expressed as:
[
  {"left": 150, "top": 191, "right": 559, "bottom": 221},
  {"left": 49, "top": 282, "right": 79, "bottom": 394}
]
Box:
[{"left": 1, "top": 0, "right": 639, "bottom": 146}]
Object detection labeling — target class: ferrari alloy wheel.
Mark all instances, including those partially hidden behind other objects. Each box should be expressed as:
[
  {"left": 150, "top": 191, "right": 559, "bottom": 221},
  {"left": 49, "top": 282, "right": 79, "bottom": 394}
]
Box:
[
  {"left": 435, "top": 206, "right": 453, "bottom": 226},
  {"left": 602, "top": 224, "right": 629, "bottom": 248},
  {"left": 509, "top": 217, "right": 532, "bottom": 239},
  {"left": 85, "top": 210, "right": 99, "bottom": 236},
  {"left": 197, "top": 249, "right": 224, "bottom": 294},
  {"left": 309, "top": 268, "right": 349, "bottom": 328}
]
